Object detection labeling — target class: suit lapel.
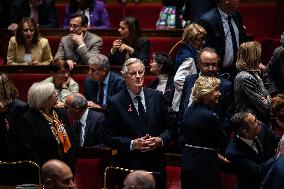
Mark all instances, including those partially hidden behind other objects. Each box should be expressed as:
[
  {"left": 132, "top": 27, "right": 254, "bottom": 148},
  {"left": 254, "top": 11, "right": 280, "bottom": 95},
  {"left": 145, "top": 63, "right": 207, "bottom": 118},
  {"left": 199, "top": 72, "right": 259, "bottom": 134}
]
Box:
[
  {"left": 144, "top": 89, "right": 153, "bottom": 132},
  {"left": 84, "top": 111, "right": 91, "bottom": 142}
]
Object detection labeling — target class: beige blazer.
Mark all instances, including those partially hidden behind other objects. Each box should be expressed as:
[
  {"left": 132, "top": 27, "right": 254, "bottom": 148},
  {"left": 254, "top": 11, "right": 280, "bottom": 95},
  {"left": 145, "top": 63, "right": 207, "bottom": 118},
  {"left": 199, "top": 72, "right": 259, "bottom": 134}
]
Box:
[{"left": 7, "top": 36, "right": 53, "bottom": 65}]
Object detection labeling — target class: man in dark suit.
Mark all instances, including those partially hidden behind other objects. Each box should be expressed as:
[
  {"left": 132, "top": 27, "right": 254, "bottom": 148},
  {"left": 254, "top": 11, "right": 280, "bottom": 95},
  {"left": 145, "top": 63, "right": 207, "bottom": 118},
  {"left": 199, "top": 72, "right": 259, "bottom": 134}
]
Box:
[
  {"left": 65, "top": 93, "right": 105, "bottom": 147},
  {"left": 261, "top": 155, "right": 284, "bottom": 189},
  {"left": 102, "top": 58, "right": 173, "bottom": 189},
  {"left": 8, "top": 0, "right": 58, "bottom": 31},
  {"left": 179, "top": 47, "right": 234, "bottom": 137},
  {"left": 84, "top": 54, "right": 125, "bottom": 110},
  {"left": 55, "top": 13, "right": 102, "bottom": 68},
  {"left": 197, "top": 0, "right": 246, "bottom": 80},
  {"left": 225, "top": 111, "right": 280, "bottom": 189}
]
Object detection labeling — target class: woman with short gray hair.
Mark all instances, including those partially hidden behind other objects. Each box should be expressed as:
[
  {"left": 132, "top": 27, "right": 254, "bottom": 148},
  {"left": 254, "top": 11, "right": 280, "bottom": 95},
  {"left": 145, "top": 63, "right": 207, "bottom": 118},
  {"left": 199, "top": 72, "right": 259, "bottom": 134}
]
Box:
[{"left": 21, "top": 81, "right": 73, "bottom": 167}]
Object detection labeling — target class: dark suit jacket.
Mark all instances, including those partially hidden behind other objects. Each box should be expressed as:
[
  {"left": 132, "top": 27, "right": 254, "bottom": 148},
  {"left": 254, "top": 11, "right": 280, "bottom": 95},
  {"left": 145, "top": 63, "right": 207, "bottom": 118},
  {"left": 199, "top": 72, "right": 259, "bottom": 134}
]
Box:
[
  {"left": 14, "top": 0, "right": 58, "bottom": 28},
  {"left": 0, "top": 100, "right": 28, "bottom": 161},
  {"left": 102, "top": 88, "right": 173, "bottom": 172},
  {"left": 197, "top": 7, "right": 246, "bottom": 74},
  {"left": 73, "top": 109, "right": 105, "bottom": 147},
  {"left": 225, "top": 125, "right": 279, "bottom": 189},
  {"left": 179, "top": 74, "right": 234, "bottom": 137},
  {"left": 109, "top": 37, "right": 150, "bottom": 66},
  {"left": 19, "top": 108, "right": 74, "bottom": 167},
  {"left": 84, "top": 71, "right": 125, "bottom": 107},
  {"left": 261, "top": 155, "right": 284, "bottom": 189},
  {"left": 147, "top": 75, "right": 175, "bottom": 108},
  {"left": 180, "top": 102, "right": 227, "bottom": 189}
]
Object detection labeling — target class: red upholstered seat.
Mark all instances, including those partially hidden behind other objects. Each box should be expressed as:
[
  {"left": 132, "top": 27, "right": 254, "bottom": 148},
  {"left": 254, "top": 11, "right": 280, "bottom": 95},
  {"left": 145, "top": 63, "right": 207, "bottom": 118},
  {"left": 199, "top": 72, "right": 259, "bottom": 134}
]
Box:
[
  {"left": 239, "top": 3, "right": 279, "bottom": 39},
  {"left": 105, "top": 3, "right": 124, "bottom": 28},
  {"left": 258, "top": 37, "right": 280, "bottom": 66},
  {"left": 124, "top": 4, "right": 163, "bottom": 29},
  {"left": 55, "top": 4, "right": 66, "bottom": 28},
  {"left": 149, "top": 37, "right": 181, "bottom": 57},
  {"left": 221, "top": 172, "right": 238, "bottom": 189},
  {"left": 166, "top": 166, "right": 181, "bottom": 189},
  {"left": 47, "top": 36, "right": 62, "bottom": 56}
]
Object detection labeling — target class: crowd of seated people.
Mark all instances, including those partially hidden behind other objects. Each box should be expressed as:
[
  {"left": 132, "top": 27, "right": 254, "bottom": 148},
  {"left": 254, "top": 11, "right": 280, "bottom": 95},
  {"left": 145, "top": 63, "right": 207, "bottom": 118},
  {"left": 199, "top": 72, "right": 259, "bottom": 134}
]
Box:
[{"left": 1, "top": 1, "right": 284, "bottom": 189}]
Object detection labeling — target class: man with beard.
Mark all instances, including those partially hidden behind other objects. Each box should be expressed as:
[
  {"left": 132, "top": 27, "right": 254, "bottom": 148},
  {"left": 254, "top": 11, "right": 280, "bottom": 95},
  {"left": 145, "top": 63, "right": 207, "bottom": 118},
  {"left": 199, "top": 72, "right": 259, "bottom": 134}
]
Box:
[{"left": 179, "top": 47, "right": 234, "bottom": 138}]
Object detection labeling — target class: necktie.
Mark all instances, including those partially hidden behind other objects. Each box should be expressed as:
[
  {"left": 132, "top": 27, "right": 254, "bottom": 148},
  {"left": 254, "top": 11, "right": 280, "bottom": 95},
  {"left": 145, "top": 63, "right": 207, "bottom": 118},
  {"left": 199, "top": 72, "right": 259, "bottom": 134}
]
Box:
[
  {"left": 227, "top": 15, "right": 238, "bottom": 63},
  {"left": 99, "top": 82, "right": 104, "bottom": 105},
  {"left": 136, "top": 96, "right": 145, "bottom": 118},
  {"left": 79, "top": 121, "right": 85, "bottom": 147},
  {"left": 254, "top": 137, "right": 264, "bottom": 159}
]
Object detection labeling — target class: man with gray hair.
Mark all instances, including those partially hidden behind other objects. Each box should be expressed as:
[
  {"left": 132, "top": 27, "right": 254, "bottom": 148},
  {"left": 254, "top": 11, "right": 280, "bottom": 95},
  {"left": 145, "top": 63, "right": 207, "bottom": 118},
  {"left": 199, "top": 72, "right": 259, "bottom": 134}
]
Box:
[
  {"left": 65, "top": 93, "right": 105, "bottom": 147},
  {"left": 41, "top": 159, "right": 76, "bottom": 189},
  {"left": 264, "top": 32, "right": 284, "bottom": 95},
  {"left": 84, "top": 54, "right": 125, "bottom": 110},
  {"left": 102, "top": 58, "right": 173, "bottom": 188},
  {"left": 123, "top": 170, "right": 156, "bottom": 189}
]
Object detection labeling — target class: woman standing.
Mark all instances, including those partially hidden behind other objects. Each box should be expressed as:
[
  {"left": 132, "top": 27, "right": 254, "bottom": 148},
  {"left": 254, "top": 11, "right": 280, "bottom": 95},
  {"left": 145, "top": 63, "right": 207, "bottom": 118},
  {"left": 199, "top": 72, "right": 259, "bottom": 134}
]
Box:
[
  {"left": 234, "top": 41, "right": 271, "bottom": 123},
  {"left": 180, "top": 76, "right": 227, "bottom": 189},
  {"left": 109, "top": 16, "right": 150, "bottom": 66},
  {"left": 7, "top": 17, "right": 53, "bottom": 65}
]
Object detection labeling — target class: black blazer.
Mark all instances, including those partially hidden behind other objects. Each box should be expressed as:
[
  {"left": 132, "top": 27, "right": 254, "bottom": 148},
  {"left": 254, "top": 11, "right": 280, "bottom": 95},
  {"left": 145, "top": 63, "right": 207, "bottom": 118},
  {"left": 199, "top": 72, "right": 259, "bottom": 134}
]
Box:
[
  {"left": 19, "top": 108, "right": 73, "bottom": 167},
  {"left": 147, "top": 75, "right": 175, "bottom": 108},
  {"left": 225, "top": 125, "right": 279, "bottom": 189},
  {"left": 84, "top": 71, "right": 125, "bottom": 107},
  {"left": 179, "top": 74, "right": 235, "bottom": 137},
  {"left": 102, "top": 87, "right": 173, "bottom": 172},
  {"left": 73, "top": 109, "right": 105, "bottom": 147},
  {"left": 14, "top": 0, "right": 58, "bottom": 28},
  {"left": 197, "top": 7, "right": 246, "bottom": 73},
  {"left": 109, "top": 37, "right": 150, "bottom": 66}
]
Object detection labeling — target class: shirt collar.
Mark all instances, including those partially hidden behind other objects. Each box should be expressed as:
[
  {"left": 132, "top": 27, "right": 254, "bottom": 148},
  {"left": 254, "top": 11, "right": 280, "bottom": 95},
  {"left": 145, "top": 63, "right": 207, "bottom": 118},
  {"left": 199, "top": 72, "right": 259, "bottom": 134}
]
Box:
[
  {"left": 127, "top": 87, "right": 144, "bottom": 101},
  {"left": 102, "top": 72, "right": 110, "bottom": 85},
  {"left": 239, "top": 136, "right": 254, "bottom": 147},
  {"left": 80, "top": 108, "right": 89, "bottom": 125},
  {"left": 218, "top": 7, "right": 229, "bottom": 20}
]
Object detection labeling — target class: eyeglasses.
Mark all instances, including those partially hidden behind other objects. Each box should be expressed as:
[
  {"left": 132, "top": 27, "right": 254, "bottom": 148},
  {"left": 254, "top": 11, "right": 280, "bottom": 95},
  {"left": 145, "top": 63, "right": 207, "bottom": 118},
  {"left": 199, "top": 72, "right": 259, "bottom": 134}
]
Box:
[
  {"left": 22, "top": 28, "right": 34, "bottom": 33},
  {"left": 57, "top": 70, "right": 69, "bottom": 75},
  {"left": 202, "top": 63, "right": 217, "bottom": 69},
  {"left": 69, "top": 24, "right": 81, "bottom": 30},
  {"left": 127, "top": 70, "right": 145, "bottom": 78}
]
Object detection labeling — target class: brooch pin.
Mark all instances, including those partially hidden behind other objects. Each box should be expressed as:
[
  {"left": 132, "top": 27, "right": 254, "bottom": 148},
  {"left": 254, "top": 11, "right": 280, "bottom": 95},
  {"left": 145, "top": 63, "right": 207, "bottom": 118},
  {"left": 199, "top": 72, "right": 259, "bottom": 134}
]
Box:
[{"left": 128, "top": 104, "right": 132, "bottom": 112}]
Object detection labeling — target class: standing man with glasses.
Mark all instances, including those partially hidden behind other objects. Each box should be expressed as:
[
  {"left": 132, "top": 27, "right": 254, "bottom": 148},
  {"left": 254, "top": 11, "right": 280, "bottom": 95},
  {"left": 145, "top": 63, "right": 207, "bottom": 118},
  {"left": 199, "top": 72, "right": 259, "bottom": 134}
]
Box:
[
  {"left": 102, "top": 58, "right": 173, "bottom": 189},
  {"left": 179, "top": 47, "right": 234, "bottom": 138},
  {"left": 55, "top": 13, "right": 102, "bottom": 69},
  {"left": 197, "top": 0, "right": 247, "bottom": 80},
  {"left": 43, "top": 58, "right": 79, "bottom": 108},
  {"left": 84, "top": 54, "right": 125, "bottom": 110}
]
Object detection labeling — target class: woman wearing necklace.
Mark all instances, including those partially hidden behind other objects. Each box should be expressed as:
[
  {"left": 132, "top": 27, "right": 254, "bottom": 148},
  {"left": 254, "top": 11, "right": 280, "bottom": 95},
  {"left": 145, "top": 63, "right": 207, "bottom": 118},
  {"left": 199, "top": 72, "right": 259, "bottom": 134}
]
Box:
[
  {"left": 7, "top": 17, "right": 53, "bottom": 65},
  {"left": 19, "top": 82, "right": 73, "bottom": 167}
]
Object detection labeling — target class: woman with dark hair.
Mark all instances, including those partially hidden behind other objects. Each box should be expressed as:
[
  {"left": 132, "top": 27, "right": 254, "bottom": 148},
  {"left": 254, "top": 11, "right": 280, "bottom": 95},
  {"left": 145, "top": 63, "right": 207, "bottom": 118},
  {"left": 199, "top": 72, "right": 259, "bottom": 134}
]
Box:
[
  {"left": 63, "top": 0, "right": 110, "bottom": 29},
  {"left": 7, "top": 17, "right": 52, "bottom": 65},
  {"left": 109, "top": 16, "right": 150, "bottom": 65},
  {"left": 148, "top": 52, "right": 175, "bottom": 108}
]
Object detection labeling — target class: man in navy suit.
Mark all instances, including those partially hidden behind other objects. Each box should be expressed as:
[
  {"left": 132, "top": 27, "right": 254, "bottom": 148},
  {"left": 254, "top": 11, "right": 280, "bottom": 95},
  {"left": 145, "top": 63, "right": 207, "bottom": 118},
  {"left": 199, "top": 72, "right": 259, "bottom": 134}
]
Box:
[
  {"left": 102, "top": 58, "right": 173, "bottom": 189},
  {"left": 65, "top": 93, "right": 105, "bottom": 147},
  {"left": 197, "top": 0, "right": 246, "bottom": 80},
  {"left": 84, "top": 54, "right": 125, "bottom": 110},
  {"left": 8, "top": 0, "right": 58, "bottom": 31},
  {"left": 261, "top": 155, "right": 284, "bottom": 189},
  {"left": 225, "top": 111, "right": 280, "bottom": 189},
  {"left": 179, "top": 47, "right": 234, "bottom": 137}
]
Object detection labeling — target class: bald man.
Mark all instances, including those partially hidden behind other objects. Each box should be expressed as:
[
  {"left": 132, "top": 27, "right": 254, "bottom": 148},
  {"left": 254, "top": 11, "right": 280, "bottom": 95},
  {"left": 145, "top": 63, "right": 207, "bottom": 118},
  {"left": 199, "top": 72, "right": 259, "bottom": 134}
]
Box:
[
  {"left": 123, "top": 170, "right": 156, "bottom": 189},
  {"left": 41, "top": 159, "right": 76, "bottom": 189}
]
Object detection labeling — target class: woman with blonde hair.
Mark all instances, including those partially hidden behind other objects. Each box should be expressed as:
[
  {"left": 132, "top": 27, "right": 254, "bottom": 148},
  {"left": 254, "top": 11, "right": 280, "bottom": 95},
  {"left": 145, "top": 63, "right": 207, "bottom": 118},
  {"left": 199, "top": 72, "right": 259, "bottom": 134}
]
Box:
[
  {"left": 180, "top": 76, "right": 227, "bottom": 189},
  {"left": 234, "top": 41, "right": 271, "bottom": 123},
  {"left": 172, "top": 23, "right": 207, "bottom": 112}
]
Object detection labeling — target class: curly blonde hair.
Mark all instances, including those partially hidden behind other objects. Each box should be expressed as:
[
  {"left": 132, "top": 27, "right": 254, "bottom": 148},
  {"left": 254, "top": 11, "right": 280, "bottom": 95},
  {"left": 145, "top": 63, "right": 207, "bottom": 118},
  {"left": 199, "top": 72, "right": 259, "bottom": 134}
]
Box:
[
  {"left": 272, "top": 94, "right": 284, "bottom": 116},
  {"left": 182, "top": 23, "right": 207, "bottom": 45},
  {"left": 236, "top": 41, "right": 261, "bottom": 72},
  {"left": 189, "top": 76, "right": 220, "bottom": 106},
  {"left": 0, "top": 73, "right": 18, "bottom": 107}
]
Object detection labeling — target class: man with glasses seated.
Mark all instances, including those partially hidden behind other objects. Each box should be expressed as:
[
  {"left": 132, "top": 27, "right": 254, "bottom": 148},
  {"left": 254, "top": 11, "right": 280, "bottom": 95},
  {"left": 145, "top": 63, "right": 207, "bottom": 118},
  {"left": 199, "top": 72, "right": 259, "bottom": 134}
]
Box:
[
  {"left": 179, "top": 47, "right": 234, "bottom": 138},
  {"left": 55, "top": 13, "right": 102, "bottom": 69},
  {"left": 102, "top": 58, "right": 173, "bottom": 189},
  {"left": 43, "top": 58, "right": 79, "bottom": 108},
  {"left": 84, "top": 54, "right": 125, "bottom": 110}
]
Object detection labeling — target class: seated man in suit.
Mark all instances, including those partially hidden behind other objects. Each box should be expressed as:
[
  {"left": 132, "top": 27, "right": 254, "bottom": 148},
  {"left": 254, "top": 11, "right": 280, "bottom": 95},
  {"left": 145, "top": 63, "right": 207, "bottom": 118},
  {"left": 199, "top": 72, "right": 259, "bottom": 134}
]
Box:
[
  {"left": 43, "top": 58, "right": 79, "bottom": 108},
  {"left": 179, "top": 47, "right": 234, "bottom": 137},
  {"left": 84, "top": 54, "right": 125, "bottom": 110},
  {"left": 102, "top": 58, "right": 173, "bottom": 189},
  {"left": 225, "top": 111, "right": 281, "bottom": 189},
  {"left": 65, "top": 93, "right": 105, "bottom": 147},
  {"left": 55, "top": 13, "right": 102, "bottom": 69},
  {"left": 41, "top": 159, "right": 76, "bottom": 189}
]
